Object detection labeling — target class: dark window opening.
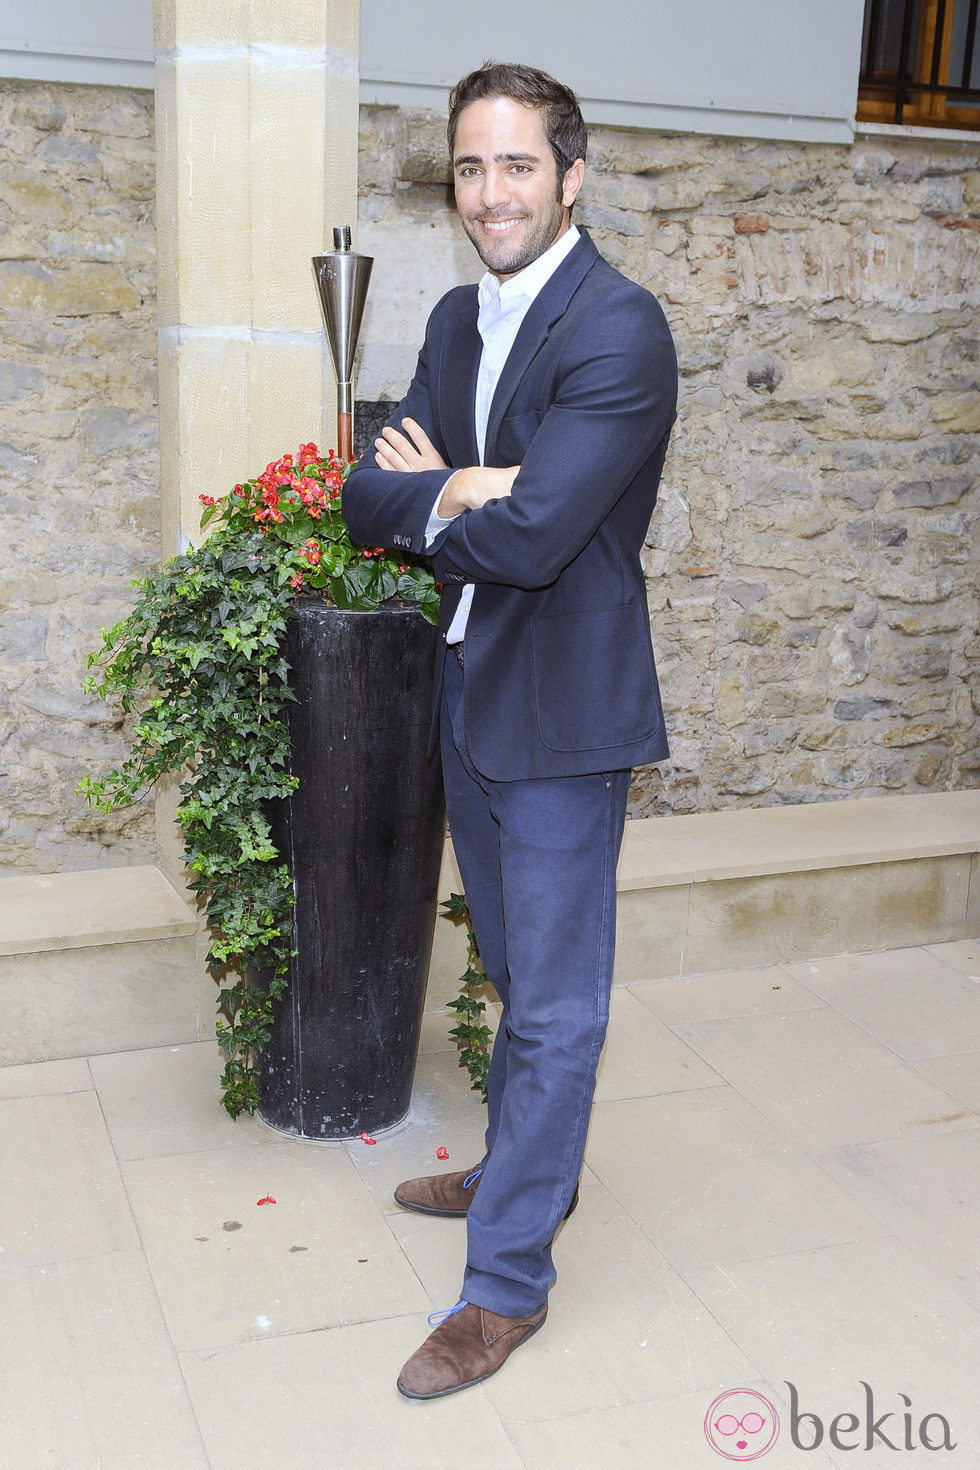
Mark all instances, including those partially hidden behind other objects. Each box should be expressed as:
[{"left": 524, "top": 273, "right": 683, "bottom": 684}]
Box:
[{"left": 858, "top": 0, "right": 980, "bottom": 128}]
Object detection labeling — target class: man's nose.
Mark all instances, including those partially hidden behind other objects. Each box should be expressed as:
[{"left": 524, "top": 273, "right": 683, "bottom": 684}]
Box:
[{"left": 480, "top": 167, "right": 509, "bottom": 211}]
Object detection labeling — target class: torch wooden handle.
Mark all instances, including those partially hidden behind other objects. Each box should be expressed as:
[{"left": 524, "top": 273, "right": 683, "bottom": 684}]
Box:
[{"left": 338, "top": 412, "right": 353, "bottom": 465}]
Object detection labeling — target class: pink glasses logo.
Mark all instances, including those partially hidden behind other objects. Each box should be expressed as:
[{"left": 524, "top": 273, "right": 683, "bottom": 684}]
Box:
[{"left": 704, "top": 1388, "right": 780, "bottom": 1461}]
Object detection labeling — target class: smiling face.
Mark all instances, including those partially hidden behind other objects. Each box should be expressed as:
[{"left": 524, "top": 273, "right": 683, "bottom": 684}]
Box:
[{"left": 452, "top": 96, "right": 584, "bottom": 280}]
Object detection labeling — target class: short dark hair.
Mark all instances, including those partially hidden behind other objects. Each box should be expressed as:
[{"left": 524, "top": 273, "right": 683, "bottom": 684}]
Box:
[{"left": 447, "top": 62, "right": 588, "bottom": 185}]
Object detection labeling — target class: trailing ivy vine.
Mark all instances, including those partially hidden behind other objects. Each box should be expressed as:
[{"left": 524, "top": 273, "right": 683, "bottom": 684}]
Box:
[
  {"left": 441, "top": 892, "right": 492, "bottom": 1102},
  {"left": 80, "top": 445, "right": 438, "bottom": 1118}
]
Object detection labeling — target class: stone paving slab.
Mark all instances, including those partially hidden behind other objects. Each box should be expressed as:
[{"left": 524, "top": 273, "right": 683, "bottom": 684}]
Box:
[{"left": 1, "top": 941, "right": 978, "bottom": 1468}]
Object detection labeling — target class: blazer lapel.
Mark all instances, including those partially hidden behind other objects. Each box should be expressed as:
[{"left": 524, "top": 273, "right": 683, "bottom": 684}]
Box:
[
  {"left": 483, "top": 230, "right": 599, "bottom": 464},
  {"left": 439, "top": 288, "right": 481, "bottom": 467}
]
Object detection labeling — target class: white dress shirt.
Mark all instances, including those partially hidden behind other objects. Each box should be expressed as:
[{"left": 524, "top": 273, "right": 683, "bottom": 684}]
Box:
[{"left": 425, "top": 224, "right": 581, "bottom": 644}]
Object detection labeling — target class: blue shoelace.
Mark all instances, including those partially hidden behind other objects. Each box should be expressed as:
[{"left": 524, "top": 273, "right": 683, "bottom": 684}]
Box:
[{"left": 427, "top": 1299, "right": 469, "bottom": 1327}]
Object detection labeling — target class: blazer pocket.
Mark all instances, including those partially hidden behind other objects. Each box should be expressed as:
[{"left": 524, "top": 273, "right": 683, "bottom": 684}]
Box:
[
  {"left": 492, "top": 409, "right": 543, "bottom": 463},
  {"left": 530, "top": 606, "right": 661, "bottom": 753}
]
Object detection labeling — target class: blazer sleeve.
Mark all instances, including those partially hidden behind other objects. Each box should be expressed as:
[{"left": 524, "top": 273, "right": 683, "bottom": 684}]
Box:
[
  {"left": 430, "top": 287, "right": 676, "bottom": 590},
  {"left": 342, "top": 304, "right": 457, "bottom": 556}
]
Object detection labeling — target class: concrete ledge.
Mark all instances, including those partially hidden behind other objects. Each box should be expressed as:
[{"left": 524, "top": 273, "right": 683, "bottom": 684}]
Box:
[
  {"left": 0, "top": 935, "right": 206, "bottom": 1066},
  {"left": 613, "top": 791, "right": 980, "bottom": 982},
  {"left": 0, "top": 866, "right": 207, "bottom": 1065},
  {"left": 616, "top": 791, "right": 980, "bottom": 891},
  {"left": 0, "top": 866, "right": 199, "bottom": 957},
  {"left": 2, "top": 794, "right": 977, "bottom": 1063}
]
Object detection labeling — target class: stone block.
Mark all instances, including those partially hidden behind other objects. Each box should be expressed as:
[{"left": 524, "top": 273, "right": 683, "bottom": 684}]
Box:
[
  {"left": 874, "top": 572, "right": 954, "bottom": 604},
  {"left": 35, "top": 136, "right": 101, "bottom": 173},
  {"left": 81, "top": 97, "right": 152, "bottom": 139},
  {"left": 165, "top": 56, "right": 252, "bottom": 325},
  {"left": 158, "top": 331, "right": 251, "bottom": 543},
  {"left": 102, "top": 152, "right": 155, "bottom": 202},
  {"left": 777, "top": 583, "right": 856, "bottom": 619},
  {"left": 717, "top": 764, "right": 777, "bottom": 796},
  {"left": 716, "top": 673, "right": 747, "bottom": 727},
  {"left": 879, "top": 722, "right": 945, "bottom": 747},
  {"left": 881, "top": 645, "right": 952, "bottom": 684},
  {"left": 585, "top": 172, "right": 658, "bottom": 213},
  {"left": 684, "top": 855, "right": 972, "bottom": 973},
  {"left": 613, "top": 885, "right": 689, "bottom": 984},
  {"left": 654, "top": 177, "right": 706, "bottom": 211},
  {"left": 249, "top": 60, "right": 333, "bottom": 333},
  {"left": 0, "top": 359, "right": 44, "bottom": 400},
  {"left": 0, "top": 934, "right": 202, "bottom": 1066},
  {"left": 732, "top": 614, "right": 777, "bottom": 645},
  {"left": 834, "top": 696, "right": 894, "bottom": 720},
  {"left": 0, "top": 163, "right": 72, "bottom": 224},
  {"left": 246, "top": 337, "right": 325, "bottom": 469},
  {"left": 0, "top": 865, "right": 202, "bottom": 1063},
  {"left": 576, "top": 202, "right": 647, "bottom": 237},
  {"left": 845, "top": 519, "right": 907, "bottom": 547},
  {"left": 0, "top": 260, "right": 140, "bottom": 316},
  {"left": 10, "top": 95, "right": 67, "bottom": 131},
  {"left": 251, "top": 0, "right": 356, "bottom": 51},
  {"left": 162, "top": 0, "right": 248, "bottom": 47},
  {"left": 398, "top": 115, "right": 452, "bottom": 185},
  {"left": 884, "top": 607, "right": 965, "bottom": 636},
  {"left": 80, "top": 407, "right": 156, "bottom": 456},
  {"left": 929, "top": 395, "right": 980, "bottom": 433},
  {"left": 0, "top": 610, "right": 47, "bottom": 661}
]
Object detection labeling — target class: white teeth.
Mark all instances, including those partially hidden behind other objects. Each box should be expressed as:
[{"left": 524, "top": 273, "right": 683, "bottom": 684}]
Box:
[{"left": 483, "top": 219, "right": 520, "bottom": 231}]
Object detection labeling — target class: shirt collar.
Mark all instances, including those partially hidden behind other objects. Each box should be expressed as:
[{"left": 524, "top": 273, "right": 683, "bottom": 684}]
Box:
[{"left": 477, "top": 224, "right": 580, "bottom": 312}]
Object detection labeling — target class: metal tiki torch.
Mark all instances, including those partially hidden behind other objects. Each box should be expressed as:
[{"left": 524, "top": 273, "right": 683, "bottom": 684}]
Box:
[{"left": 312, "top": 226, "right": 373, "bottom": 464}]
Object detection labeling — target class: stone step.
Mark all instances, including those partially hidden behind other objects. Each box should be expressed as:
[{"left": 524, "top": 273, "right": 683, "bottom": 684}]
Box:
[
  {"left": 0, "top": 850, "right": 468, "bottom": 1069},
  {"left": 0, "top": 866, "right": 206, "bottom": 1066},
  {"left": 613, "top": 790, "right": 980, "bottom": 982},
  {"left": 2, "top": 793, "right": 978, "bottom": 1066}
]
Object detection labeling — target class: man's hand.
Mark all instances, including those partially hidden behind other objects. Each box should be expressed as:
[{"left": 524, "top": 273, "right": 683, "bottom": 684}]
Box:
[
  {"left": 375, "top": 417, "right": 447, "bottom": 472},
  {"left": 436, "top": 464, "right": 520, "bottom": 517},
  {"left": 374, "top": 415, "right": 519, "bottom": 519}
]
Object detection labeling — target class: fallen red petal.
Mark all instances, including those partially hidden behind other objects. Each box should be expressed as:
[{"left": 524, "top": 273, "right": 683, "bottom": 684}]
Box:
[
  {"left": 256, "top": 1195, "right": 277, "bottom": 1206},
  {"left": 436, "top": 1146, "right": 449, "bottom": 1160},
  {"left": 360, "top": 1132, "right": 377, "bottom": 1145}
]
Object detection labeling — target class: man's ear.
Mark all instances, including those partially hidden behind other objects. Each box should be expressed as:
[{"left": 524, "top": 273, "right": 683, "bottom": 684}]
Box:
[{"left": 561, "top": 158, "right": 585, "bottom": 209}]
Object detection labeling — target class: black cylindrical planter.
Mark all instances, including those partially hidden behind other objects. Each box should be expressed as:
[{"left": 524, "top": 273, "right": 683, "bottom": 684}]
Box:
[{"left": 257, "top": 600, "right": 445, "bottom": 1139}]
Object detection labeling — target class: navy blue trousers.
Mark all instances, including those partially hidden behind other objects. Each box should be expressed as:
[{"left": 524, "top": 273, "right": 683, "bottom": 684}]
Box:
[{"left": 441, "top": 650, "right": 630, "bottom": 1316}]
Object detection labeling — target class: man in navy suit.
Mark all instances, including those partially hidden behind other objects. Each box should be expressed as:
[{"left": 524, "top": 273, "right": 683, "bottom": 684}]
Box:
[{"left": 343, "top": 61, "right": 677, "bottom": 1399}]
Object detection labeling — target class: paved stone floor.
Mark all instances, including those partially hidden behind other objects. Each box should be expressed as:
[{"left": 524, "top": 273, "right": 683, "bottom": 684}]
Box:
[{"left": 1, "top": 939, "right": 979, "bottom": 1468}]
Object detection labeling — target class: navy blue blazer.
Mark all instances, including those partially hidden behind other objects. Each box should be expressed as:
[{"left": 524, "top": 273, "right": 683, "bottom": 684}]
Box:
[{"left": 343, "top": 229, "right": 677, "bottom": 781}]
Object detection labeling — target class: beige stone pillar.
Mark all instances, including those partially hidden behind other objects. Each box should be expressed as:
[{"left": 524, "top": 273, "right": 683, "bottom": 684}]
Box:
[{"left": 153, "top": 0, "right": 359, "bottom": 886}]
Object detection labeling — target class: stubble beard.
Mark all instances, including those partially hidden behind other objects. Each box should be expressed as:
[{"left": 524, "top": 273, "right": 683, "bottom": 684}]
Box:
[{"left": 463, "top": 199, "right": 566, "bottom": 278}]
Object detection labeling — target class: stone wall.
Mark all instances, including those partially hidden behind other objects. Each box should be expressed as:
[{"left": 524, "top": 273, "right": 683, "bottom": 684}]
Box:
[
  {"left": 357, "top": 107, "right": 980, "bottom": 815},
  {"left": 2, "top": 83, "right": 978, "bottom": 874},
  {"left": 0, "top": 80, "right": 158, "bottom": 871}
]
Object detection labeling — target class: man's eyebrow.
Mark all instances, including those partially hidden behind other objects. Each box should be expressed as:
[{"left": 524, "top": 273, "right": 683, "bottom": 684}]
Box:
[{"left": 454, "top": 151, "right": 542, "bottom": 166}]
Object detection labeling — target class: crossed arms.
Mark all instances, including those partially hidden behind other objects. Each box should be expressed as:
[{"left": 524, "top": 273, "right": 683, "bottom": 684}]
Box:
[
  {"left": 343, "top": 281, "right": 677, "bottom": 591},
  {"left": 373, "top": 417, "right": 519, "bottom": 518}
]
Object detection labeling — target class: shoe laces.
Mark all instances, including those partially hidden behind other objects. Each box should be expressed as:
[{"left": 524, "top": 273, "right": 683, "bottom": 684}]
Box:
[
  {"left": 427, "top": 1299, "right": 469, "bottom": 1327},
  {"left": 462, "top": 1167, "right": 483, "bottom": 1190}
]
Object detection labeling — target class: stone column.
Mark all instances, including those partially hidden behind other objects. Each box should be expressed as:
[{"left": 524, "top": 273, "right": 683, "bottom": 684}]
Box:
[{"left": 153, "top": 0, "right": 359, "bottom": 885}]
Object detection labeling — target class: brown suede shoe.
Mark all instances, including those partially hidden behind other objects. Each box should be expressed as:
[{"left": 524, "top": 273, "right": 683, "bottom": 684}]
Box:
[
  {"left": 393, "top": 1166, "right": 485, "bottom": 1217},
  {"left": 397, "top": 1301, "right": 547, "bottom": 1399},
  {"left": 393, "top": 1166, "right": 580, "bottom": 1221}
]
